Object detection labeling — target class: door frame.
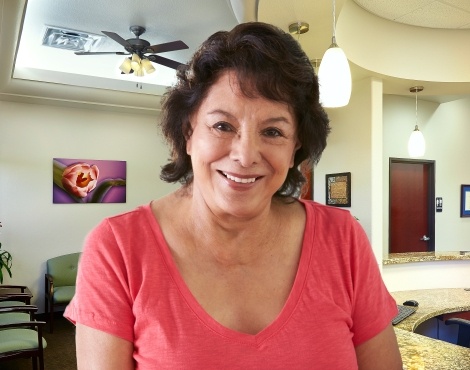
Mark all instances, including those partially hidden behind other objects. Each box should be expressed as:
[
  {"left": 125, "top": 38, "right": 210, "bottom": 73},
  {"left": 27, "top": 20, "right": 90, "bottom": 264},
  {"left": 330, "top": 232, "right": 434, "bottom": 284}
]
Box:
[{"left": 389, "top": 157, "right": 436, "bottom": 252}]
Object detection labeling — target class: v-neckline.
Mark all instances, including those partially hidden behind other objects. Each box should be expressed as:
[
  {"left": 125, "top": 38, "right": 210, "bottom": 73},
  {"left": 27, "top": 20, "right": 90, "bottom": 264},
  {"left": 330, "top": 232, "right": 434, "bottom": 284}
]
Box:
[{"left": 145, "top": 199, "right": 313, "bottom": 346}]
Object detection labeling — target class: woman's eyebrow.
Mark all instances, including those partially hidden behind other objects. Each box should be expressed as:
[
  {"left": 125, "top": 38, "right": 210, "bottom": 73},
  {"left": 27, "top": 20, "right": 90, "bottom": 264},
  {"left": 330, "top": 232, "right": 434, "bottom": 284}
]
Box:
[{"left": 207, "top": 109, "right": 293, "bottom": 125}]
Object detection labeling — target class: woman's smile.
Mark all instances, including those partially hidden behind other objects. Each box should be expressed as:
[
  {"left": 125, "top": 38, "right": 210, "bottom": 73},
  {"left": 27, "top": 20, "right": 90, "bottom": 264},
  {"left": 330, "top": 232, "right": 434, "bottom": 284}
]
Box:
[{"left": 186, "top": 71, "right": 300, "bottom": 217}]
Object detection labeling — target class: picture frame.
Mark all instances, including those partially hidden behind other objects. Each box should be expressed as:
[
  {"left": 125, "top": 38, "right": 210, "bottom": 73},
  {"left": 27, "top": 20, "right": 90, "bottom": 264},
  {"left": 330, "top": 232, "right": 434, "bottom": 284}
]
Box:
[
  {"left": 460, "top": 184, "right": 470, "bottom": 217},
  {"left": 326, "top": 172, "right": 351, "bottom": 207}
]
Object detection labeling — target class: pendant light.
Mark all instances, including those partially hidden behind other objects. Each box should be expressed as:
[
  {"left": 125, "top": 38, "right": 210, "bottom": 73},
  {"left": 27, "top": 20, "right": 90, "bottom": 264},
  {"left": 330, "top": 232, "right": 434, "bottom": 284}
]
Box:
[
  {"left": 408, "top": 86, "right": 425, "bottom": 157},
  {"left": 317, "top": 0, "right": 352, "bottom": 108}
]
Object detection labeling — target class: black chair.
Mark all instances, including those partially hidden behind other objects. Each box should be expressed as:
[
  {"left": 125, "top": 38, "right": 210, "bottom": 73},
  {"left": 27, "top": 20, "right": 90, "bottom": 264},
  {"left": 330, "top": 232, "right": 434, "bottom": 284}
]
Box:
[{"left": 445, "top": 318, "right": 470, "bottom": 348}]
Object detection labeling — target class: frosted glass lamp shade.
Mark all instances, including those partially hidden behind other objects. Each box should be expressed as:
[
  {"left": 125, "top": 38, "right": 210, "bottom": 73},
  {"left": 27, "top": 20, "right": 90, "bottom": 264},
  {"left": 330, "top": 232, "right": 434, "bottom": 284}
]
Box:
[
  {"left": 318, "top": 45, "right": 352, "bottom": 108},
  {"left": 141, "top": 58, "right": 156, "bottom": 74},
  {"left": 408, "top": 125, "right": 425, "bottom": 157},
  {"left": 131, "top": 54, "right": 141, "bottom": 72},
  {"left": 119, "top": 58, "right": 132, "bottom": 74}
]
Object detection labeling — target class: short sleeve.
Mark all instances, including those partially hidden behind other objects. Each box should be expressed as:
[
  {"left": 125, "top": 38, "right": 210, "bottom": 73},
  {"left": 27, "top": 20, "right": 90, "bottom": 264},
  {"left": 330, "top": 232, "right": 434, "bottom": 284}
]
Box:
[
  {"left": 64, "top": 219, "right": 135, "bottom": 342},
  {"left": 348, "top": 219, "right": 397, "bottom": 346}
]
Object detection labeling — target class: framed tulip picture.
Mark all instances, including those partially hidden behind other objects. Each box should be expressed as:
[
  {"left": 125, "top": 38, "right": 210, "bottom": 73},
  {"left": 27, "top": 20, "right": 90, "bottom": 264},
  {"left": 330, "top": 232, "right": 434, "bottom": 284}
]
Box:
[{"left": 53, "top": 158, "right": 126, "bottom": 204}]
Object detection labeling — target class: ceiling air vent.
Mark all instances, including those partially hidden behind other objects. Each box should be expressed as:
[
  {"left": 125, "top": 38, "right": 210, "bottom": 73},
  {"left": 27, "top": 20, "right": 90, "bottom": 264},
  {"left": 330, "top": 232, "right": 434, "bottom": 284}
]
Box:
[{"left": 42, "top": 26, "right": 105, "bottom": 52}]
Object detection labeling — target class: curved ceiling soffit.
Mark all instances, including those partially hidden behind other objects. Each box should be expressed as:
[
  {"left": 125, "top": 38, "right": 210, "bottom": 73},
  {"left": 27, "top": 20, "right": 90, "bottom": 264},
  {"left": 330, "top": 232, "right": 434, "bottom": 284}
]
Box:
[
  {"left": 337, "top": 0, "right": 470, "bottom": 83},
  {"left": 228, "top": 0, "right": 259, "bottom": 23}
]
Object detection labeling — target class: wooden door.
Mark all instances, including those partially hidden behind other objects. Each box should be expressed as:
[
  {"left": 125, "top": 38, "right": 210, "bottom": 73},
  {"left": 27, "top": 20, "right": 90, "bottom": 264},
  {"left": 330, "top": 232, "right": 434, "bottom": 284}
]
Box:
[{"left": 389, "top": 159, "right": 435, "bottom": 253}]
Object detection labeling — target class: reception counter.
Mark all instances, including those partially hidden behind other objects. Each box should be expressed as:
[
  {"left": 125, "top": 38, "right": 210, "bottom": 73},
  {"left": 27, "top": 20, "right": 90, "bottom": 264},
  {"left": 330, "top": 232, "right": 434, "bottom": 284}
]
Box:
[
  {"left": 384, "top": 251, "right": 470, "bottom": 265},
  {"left": 391, "top": 288, "right": 470, "bottom": 369}
]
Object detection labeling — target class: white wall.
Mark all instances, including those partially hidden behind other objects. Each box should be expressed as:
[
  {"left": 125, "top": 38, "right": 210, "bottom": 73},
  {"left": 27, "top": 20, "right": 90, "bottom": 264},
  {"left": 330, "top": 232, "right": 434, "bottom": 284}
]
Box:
[
  {"left": 314, "top": 81, "right": 470, "bottom": 291},
  {"left": 381, "top": 95, "right": 470, "bottom": 291},
  {"left": 0, "top": 101, "right": 178, "bottom": 310},
  {"left": 314, "top": 77, "right": 384, "bottom": 262},
  {"left": 382, "top": 95, "right": 470, "bottom": 254},
  {"left": 383, "top": 260, "right": 470, "bottom": 292}
]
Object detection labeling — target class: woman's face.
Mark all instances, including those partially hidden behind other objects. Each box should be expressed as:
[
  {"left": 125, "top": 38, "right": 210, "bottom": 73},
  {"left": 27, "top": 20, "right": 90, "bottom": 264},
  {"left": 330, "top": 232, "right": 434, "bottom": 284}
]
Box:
[{"left": 186, "top": 71, "right": 300, "bottom": 219}]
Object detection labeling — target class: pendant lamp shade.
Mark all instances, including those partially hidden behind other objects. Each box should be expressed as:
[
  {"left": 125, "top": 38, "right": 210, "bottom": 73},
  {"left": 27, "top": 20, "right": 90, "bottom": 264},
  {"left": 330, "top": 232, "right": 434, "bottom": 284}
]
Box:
[
  {"left": 318, "top": 44, "right": 352, "bottom": 107},
  {"left": 318, "top": 0, "right": 352, "bottom": 108},
  {"left": 408, "top": 125, "right": 425, "bottom": 157},
  {"left": 408, "top": 86, "right": 425, "bottom": 157}
]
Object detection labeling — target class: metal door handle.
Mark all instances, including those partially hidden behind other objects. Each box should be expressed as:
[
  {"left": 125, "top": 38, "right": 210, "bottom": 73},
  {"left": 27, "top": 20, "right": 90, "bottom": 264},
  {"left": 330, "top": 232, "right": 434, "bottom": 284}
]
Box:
[{"left": 420, "top": 235, "right": 430, "bottom": 241}]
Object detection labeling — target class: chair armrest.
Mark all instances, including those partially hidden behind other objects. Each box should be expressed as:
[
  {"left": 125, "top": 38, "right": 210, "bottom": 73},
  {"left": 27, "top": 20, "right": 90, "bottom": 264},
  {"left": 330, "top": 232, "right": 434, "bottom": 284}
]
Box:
[
  {"left": 45, "top": 273, "right": 54, "bottom": 297},
  {"left": 0, "top": 305, "right": 38, "bottom": 314},
  {"left": 0, "top": 285, "right": 28, "bottom": 293},
  {"left": 0, "top": 293, "right": 32, "bottom": 299},
  {"left": 0, "top": 320, "right": 46, "bottom": 330},
  {"left": 0, "top": 294, "right": 32, "bottom": 305},
  {"left": 445, "top": 318, "right": 470, "bottom": 327}
]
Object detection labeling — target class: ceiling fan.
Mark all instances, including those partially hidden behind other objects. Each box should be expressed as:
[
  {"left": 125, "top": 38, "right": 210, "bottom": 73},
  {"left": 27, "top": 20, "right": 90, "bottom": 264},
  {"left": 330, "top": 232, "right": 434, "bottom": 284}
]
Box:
[{"left": 75, "top": 25, "right": 188, "bottom": 75}]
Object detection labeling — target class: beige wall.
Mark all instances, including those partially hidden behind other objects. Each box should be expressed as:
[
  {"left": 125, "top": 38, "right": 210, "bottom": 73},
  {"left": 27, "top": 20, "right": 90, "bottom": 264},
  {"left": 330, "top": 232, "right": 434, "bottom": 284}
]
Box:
[{"left": 0, "top": 100, "right": 178, "bottom": 310}]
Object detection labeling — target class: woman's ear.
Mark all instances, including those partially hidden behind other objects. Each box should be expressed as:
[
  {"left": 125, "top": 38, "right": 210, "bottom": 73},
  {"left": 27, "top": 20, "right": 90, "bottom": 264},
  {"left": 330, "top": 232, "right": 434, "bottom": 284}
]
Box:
[
  {"left": 290, "top": 141, "right": 301, "bottom": 168},
  {"left": 184, "top": 121, "right": 193, "bottom": 155}
]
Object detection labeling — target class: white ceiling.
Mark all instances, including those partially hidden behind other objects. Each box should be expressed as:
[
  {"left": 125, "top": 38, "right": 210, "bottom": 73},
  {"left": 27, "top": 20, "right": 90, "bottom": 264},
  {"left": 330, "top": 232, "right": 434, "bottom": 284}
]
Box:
[{"left": 0, "top": 0, "right": 469, "bottom": 113}]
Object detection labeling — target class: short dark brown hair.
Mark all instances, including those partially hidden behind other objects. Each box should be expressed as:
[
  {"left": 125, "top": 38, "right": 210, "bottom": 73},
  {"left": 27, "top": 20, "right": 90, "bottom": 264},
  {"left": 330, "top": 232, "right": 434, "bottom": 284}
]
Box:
[{"left": 159, "top": 22, "right": 330, "bottom": 198}]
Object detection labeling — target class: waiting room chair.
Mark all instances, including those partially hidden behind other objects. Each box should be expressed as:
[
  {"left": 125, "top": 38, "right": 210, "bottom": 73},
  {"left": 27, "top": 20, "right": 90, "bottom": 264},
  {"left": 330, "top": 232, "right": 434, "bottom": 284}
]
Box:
[
  {"left": 0, "top": 305, "right": 36, "bottom": 325},
  {"left": 0, "top": 306, "right": 47, "bottom": 370},
  {"left": 445, "top": 318, "right": 470, "bottom": 348},
  {"left": 0, "top": 284, "right": 29, "bottom": 293},
  {"left": 1, "top": 285, "right": 32, "bottom": 307},
  {"left": 44, "top": 252, "right": 81, "bottom": 333}
]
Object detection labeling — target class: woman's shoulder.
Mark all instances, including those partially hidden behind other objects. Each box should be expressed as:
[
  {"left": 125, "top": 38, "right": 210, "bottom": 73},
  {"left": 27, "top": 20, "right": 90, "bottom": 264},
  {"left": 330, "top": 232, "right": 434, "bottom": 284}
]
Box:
[{"left": 299, "top": 199, "right": 353, "bottom": 223}]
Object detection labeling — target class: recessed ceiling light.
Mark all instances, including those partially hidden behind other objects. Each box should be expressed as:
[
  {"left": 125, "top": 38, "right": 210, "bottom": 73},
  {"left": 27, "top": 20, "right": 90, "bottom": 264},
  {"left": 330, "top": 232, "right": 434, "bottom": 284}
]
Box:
[{"left": 42, "top": 26, "right": 105, "bottom": 52}]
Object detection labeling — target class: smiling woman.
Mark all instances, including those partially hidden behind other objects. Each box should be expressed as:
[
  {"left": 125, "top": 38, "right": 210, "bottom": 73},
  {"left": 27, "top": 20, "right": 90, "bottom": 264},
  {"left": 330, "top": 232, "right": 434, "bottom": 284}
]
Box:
[{"left": 64, "top": 22, "right": 402, "bottom": 370}]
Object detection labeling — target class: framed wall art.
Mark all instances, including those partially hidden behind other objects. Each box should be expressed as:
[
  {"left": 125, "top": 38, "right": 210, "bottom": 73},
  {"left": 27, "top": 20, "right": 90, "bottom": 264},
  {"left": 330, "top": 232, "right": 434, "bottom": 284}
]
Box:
[
  {"left": 460, "top": 184, "right": 470, "bottom": 217},
  {"left": 53, "top": 158, "right": 127, "bottom": 204},
  {"left": 326, "top": 172, "right": 351, "bottom": 207}
]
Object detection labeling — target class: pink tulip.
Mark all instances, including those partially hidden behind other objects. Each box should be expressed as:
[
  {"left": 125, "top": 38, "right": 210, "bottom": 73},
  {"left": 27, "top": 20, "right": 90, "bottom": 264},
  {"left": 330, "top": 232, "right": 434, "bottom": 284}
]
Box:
[{"left": 62, "top": 163, "right": 99, "bottom": 198}]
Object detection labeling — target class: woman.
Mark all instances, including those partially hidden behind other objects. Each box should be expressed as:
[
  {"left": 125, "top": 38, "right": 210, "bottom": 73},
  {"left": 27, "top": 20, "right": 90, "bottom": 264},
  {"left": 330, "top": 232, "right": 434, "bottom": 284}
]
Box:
[{"left": 65, "top": 22, "right": 402, "bottom": 369}]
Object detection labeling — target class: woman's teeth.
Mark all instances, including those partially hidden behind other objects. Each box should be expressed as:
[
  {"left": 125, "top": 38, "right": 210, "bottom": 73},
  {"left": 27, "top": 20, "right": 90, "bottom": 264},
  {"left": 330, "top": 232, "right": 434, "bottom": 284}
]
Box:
[{"left": 224, "top": 173, "right": 256, "bottom": 183}]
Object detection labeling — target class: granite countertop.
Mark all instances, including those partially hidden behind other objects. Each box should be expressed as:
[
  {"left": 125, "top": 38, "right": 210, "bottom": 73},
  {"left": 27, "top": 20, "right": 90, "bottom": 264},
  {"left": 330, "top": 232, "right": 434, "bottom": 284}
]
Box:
[
  {"left": 391, "top": 288, "right": 470, "bottom": 369},
  {"left": 384, "top": 251, "right": 470, "bottom": 265},
  {"left": 391, "top": 288, "right": 470, "bottom": 332},
  {"left": 395, "top": 328, "right": 470, "bottom": 370}
]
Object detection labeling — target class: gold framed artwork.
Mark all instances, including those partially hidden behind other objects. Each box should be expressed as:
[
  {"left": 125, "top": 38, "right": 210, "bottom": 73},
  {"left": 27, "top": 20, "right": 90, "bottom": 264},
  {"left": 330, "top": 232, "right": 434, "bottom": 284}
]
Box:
[{"left": 326, "top": 172, "right": 351, "bottom": 207}]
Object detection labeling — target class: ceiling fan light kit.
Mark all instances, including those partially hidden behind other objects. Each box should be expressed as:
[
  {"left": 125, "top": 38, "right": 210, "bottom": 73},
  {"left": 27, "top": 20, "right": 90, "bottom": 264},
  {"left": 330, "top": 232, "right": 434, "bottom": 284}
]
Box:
[{"left": 75, "top": 25, "right": 189, "bottom": 77}]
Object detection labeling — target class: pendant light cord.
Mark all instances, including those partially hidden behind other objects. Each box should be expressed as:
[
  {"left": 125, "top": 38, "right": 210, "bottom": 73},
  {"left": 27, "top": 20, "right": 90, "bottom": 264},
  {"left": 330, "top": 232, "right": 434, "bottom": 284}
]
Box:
[
  {"left": 415, "top": 90, "right": 418, "bottom": 130},
  {"left": 332, "top": 0, "right": 337, "bottom": 44},
  {"left": 330, "top": 0, "right": 338, "bottom": 46}
]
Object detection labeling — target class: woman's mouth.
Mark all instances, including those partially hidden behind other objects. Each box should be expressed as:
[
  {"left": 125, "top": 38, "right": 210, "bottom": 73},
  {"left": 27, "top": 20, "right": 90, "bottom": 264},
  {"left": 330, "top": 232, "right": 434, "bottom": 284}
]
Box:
[{"left": 221, "top": 171, "right": 257, "bottom": 184}]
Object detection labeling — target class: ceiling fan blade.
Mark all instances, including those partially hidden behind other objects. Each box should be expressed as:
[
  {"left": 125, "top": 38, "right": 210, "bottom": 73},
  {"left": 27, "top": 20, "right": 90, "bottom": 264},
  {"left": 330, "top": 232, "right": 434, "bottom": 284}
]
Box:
[
  {"left": 147, "top": 55, "right": 185, "bottom": 70},
  {"left": 102, "top": 31, "right": 132, "bottom": 49},
  {"left": 146, "top": 40, "right": 189, "bottom": 54},
  {"left": 75, "top": 51, "right": 129, "bottom": 55}
]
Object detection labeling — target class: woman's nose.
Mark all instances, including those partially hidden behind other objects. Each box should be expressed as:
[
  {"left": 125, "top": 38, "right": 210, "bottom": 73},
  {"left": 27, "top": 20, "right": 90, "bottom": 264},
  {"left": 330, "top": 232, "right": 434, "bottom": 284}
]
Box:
[{"left": 229, "top": 131, "right": 261, "bottom": 167}]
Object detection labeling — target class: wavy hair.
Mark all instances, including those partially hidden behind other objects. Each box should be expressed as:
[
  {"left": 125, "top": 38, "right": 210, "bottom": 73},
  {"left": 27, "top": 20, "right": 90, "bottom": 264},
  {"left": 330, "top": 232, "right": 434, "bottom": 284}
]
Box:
[{"left": 159, "top": 22, "right": 330, "bottom": 198}]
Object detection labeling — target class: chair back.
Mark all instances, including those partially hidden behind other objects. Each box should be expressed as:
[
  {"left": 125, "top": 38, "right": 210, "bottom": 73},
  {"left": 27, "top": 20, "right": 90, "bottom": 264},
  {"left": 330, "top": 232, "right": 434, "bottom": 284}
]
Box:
[{"left": 46, "top": 252, "right": 81, "bottom": 287}]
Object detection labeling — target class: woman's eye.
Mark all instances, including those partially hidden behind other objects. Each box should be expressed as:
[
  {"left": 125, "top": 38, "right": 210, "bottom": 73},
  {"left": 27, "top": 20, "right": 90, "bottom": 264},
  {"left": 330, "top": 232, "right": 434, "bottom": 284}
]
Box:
[
  {"left": 263, "top": 128, "right": 283, "bottom": 137},
  {"left": 213, "top": 121, "right": 233, "bottom": 132}
]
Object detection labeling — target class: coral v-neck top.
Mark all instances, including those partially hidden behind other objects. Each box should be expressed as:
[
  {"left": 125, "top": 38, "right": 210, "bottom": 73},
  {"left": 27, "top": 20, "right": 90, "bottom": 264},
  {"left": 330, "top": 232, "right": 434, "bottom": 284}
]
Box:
[{"left": 65, "top": 200, "right": 397, "bottom": 369}]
